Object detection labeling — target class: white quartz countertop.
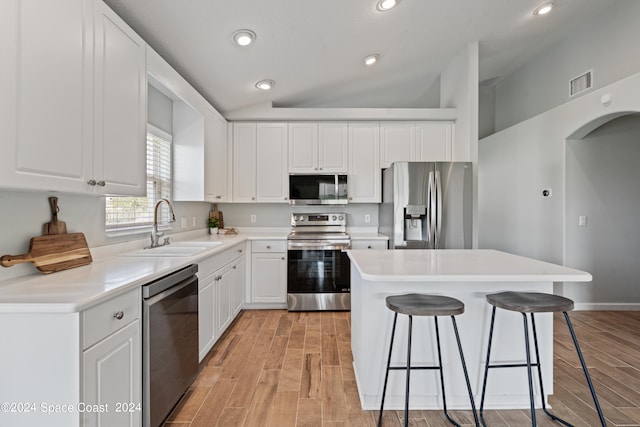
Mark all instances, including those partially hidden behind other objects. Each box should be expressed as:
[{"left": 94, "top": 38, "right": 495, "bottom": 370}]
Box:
[
  {"left": 0, "top": 231, "right": 288, "bottom": 314},
  {"left": 347, "top": 249, "right": 592, "bottom": 282}
]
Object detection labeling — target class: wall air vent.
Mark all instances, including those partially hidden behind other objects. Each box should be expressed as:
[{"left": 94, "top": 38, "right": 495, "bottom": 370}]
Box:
[{"left": 570, "top": 70, "right": 593, "bottom": 97}]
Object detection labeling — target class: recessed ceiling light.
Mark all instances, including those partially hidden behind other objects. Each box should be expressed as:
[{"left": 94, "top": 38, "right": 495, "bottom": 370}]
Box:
[
  {"left": 377, "top": 0, "right": 399, "bottom": 11},
  {"left": 255, "top": 79, "right": 275, "bottom": 90},
  {"left": 232, "top": 29, "right": 256, "bottom": 46},
  {"left": 364, "top": 54, "right": 380, "bottom": 66},
  {"left": 533, "top": 2, "right": 553, "bottom": 15}
]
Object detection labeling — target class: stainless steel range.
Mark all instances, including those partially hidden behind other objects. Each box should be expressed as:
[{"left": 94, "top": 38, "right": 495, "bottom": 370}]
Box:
[{"left": 287, "top": 213, "right": 351, "bottom": 311}]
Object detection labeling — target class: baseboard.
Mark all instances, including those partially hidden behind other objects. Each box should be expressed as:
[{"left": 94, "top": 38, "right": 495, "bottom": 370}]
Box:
[{"left": 574, "top": 302, "right": 640, "bottom": 310}]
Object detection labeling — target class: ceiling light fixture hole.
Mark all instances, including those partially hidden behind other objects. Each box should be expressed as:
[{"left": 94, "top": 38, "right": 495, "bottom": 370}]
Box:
[
  {"left": 255, "top": 79, "right": 275, "bottom": 90},
  {"left": 533, "top": 2, "right": 554, "bottom": 15},
  {"left": 364, "top": 54, "right": 380, "bottom": 66},
  {"left": 232, "top": 29, "right": 256, "bottom": 46},
  {"left": 376, "top": 0, "right": 399, "bottom": 11}
]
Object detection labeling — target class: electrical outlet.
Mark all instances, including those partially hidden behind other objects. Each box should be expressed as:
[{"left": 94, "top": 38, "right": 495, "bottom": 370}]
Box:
[
  {"left": 364, "top": 214, "right": 370, "bottom": 223},
  {"left": 180, "top": 217, "right": 188, "bottom": 228},
  {"left": 250, "top": 214, "right": 256, "bottom": 223},
  {"left": 579, "top": 215, "right": 587, "bottom": 227}
]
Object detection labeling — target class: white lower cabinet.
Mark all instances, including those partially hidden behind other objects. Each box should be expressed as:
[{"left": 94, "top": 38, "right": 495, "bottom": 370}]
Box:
[
  {"left": 197, "top": 242, "right": 247, "bottom": 361},
  {"left": 251, "top": 240, "right": 287, "bottom": 304},
  {"left": 81, "top": 288, "right": 141, "bottom": 427},
  {"left": 82, "top": 320, "right": 141, "bottom": 427}
]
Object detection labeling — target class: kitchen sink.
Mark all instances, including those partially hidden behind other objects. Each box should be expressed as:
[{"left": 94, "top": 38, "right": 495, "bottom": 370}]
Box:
[{"left": 120, "top": 241, "right": 222, "bottom": 257}]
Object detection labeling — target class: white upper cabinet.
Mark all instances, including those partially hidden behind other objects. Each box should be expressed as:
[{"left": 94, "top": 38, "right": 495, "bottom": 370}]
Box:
[
  {"left": 0, "top": 0, "right": 147, "bottom": 196},
  {"left": 415, "top": 123, "right": 452, "bottom": 161},
  {"left": 256, "top": 123, "right": 288, "bottom": 203},
  {"left": 380, "top": 122, "right": 453, "bottom": 168},
  {"left": 380, "top": 123, "right": 415, "bottom": 168},
  {"left": 205, "top": 109, "right": 230, "bottom": 202},
  {"left": 93, "top": 0, "right": 147, "bottom": 195},
  {"left": 0, "top": 0, "right": 93, "bottom": 193},
  {"left": 232, "top": 123, "right": 257, "bottom": 202},
  {"left": 289, "top": 123, "right": 348, "bottom": 173},
  {"left": 348, "top": 123, "right": 380, "bottom": 203}
]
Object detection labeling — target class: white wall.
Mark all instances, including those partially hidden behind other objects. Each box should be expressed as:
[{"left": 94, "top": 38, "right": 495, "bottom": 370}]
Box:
[
  {"left": 479, "top": 70, "right": 640, "bottom": 303},
  {"left": 565, "top": 115, "right": 640, "bottom": 308},
  {"left": 493, "top": 0, "right": 640, "bottom": 132}
]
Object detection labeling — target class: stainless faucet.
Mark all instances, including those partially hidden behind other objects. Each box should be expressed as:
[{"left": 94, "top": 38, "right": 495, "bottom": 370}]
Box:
[{"left": 147, "top": 198, "right": 176, "bottom": 249}]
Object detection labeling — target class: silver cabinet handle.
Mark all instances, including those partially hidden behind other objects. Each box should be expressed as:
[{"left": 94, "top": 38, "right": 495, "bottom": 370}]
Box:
[
  {"left": 113, "top": 311, "right": 124, "bottom": 320},
  {"left": 97, "top": 180, "right": 106, "bottom": 187},
  {"left": 87, "top": 179, "right": 97, "bottom": 186}
]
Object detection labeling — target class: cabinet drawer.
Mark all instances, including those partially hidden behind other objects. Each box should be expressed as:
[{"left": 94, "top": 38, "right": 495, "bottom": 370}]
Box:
[
  {"left": 351, "top": 240, "right": 388, "bottom": 250},
  {"left": 82, "top": 288, "right": 140, "bottom": 349},
  {"left": 198, "top": 242, "right": 246, "bottom": 278},
  {"left": 252, "top": 240, "right": 286, "bottom": 253}
]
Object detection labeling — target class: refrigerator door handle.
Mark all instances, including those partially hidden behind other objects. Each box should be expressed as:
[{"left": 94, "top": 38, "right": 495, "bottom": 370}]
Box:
[
  {"left": 434, "top": 170, "right": 442, "bottom": 248},
  {"left": 428, "top": 170, "right": 436, "bottom": 246}
]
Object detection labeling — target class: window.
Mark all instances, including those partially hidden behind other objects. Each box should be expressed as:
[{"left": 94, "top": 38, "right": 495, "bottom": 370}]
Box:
[{"left": 105, "top": 125, "right": 172, "bottom": 232}]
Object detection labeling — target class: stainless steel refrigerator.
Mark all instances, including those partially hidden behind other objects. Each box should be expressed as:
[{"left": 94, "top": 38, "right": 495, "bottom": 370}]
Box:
[{"left": 379, "top": 162, "right": 473, "bottom": 249}]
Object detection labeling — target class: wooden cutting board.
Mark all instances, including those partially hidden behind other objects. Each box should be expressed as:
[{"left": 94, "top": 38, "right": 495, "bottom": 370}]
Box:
[
  {"left": 1, "top": 233, "right": 92, "bottom": 274},
  {"left": 43, "top": 196, "right": 67, "bottom": 235},
  {"left": 210, "top": 204, "right": 224, "bottom": 229}
]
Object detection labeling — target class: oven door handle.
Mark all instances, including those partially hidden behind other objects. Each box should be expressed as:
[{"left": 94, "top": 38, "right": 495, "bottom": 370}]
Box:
[{"left": 287, "top": 243, "right": 351, "bottom": 251}]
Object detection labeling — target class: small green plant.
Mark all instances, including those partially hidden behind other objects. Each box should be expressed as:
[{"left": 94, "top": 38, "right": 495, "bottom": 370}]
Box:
[{"left": 208, "top": 217, "right": 219, "bottom": 228}]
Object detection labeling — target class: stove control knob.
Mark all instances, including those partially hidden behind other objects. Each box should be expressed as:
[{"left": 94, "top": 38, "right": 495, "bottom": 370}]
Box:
[
  {"left": 332, "top": 215, "right": 337, "bottom": 221},
  {"left": 300, "top": 216, "right": 305, "bottom": 221},
  {"left": 293, "top": 215, "right": 298, "bottom": 221},
  {"left": 338, "top": 215, "right": 344, "bottom": 221}
]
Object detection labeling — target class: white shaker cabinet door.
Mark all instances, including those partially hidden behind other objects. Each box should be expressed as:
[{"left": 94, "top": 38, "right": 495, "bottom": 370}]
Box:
[
  {"left": 0, "top": 0, "right": 93, "bottom": 193},
  {"left": 288, "top": 123, "right": 318, "bottom": 173},
  {"left": 379, "top": 123, "right": 415, "bottom": 168},
  {"left": 251, "top": 252, "right": 287, "bottom": 303},
  {"left": 205, "top": 110, "right": 230, "bottom": 202},
  {"left": 82, "top": 319, "right": 141, "bottom": 427},
  {"left": 232, "top": 123, "right": 257, "bottom": 202},
  {"left": 348, "top": 123, "right": 380, "bottom": 203},
  {"left": 256, "top": 123, "right": 289, "bottom": 203},
  {"left": 415, "top": 122, "right": 452, "bottom": 161},
  {"left": 92, "top": 0, "right": 147, "bottom": 196},
  {"left": 318, "top": 123, "right": 348, "bottom": 173}
]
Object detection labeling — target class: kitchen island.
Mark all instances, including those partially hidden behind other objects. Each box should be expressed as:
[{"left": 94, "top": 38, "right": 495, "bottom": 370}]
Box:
[{"left": 347, "top": 249, "right": 591, "bottom": 410}]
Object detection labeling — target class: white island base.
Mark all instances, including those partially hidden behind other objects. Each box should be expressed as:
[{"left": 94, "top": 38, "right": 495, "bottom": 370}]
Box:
[{"left": 347, "top": 249, "right": 591, "bottom": 411}]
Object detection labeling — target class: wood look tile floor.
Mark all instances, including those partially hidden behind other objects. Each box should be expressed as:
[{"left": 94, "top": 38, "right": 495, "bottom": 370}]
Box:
[{"left": 162, "top": 310, "right": 640, "bottom": 426}]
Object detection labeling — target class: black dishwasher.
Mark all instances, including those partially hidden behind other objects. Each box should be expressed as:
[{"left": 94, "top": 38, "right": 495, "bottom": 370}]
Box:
[{"left": 142, "top": 264, "right": 199, "bottom": 427}]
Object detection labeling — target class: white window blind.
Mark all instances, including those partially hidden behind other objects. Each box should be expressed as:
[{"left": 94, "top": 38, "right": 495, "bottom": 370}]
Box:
[{"left": 105, "top": 127, "right": 172, "bottom": 232}]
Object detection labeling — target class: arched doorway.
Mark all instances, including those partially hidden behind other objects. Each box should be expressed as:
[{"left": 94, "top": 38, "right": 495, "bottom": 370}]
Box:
[{"left": 564, "top": 113, "right": 640, "bottom": 309}]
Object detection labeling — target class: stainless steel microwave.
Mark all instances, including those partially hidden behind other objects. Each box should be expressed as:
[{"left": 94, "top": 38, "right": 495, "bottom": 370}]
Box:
[{"left": 288, "top": 174, "right": 348, "bottom": 205}]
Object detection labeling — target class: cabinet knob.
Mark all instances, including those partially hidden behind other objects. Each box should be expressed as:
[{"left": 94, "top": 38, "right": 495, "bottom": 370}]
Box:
[
  {"left": 281, "top": 257, "right": 285, "bottom": 260},
  {"left": 319, "top": 167, "right": 323, "bottom": 171},
  {"left": 367, "top": 245, "right": 372, "bottom": 249},
  {"left": 215, "top": 195, "right": 222, "bottom": 199},
  {"left": 97, "top": 180, "right": 106, "bottom": 187},
  {"left": 238, "top": 249, "right": 243, "bottom": 253},
  {"left": 266, "top": 245, "right": 271, "bottom": 249},
  {"left": 87, "top": 179, "right": 97, "bottom": 186},
  {"left": 233, "top": 265, "right": 237, "bottom": 269},
  {"left": 349, "top": 196, "right": 353, "bottom": 200},
  {"left": 113, "top": 311, "right": 124, "bottom": 320},
  {"left": 251, "top": 196, "right": 255, "bottom": 201},
  {"left": 284, "top": 197, "right": 288, "bottom": 200}
]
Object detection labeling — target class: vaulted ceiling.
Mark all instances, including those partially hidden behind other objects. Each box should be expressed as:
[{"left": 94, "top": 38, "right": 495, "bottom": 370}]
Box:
[{"left": 104, "top": 0, "right": 614, "bottom": 116}]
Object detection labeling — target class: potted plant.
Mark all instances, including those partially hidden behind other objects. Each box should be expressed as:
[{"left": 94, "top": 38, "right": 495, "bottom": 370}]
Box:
[{"left": 208, "top": 217, "right": 219, "bottom": 234}]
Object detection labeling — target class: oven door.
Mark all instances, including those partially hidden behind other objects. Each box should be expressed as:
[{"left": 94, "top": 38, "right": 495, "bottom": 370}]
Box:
[{"left": 287, "top": 243, "right": 351, "bottom": 311}]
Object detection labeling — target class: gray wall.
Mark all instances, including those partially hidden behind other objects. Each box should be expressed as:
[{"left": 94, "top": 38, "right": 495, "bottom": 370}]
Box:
[
  {"left": 0, "top": 190, "right": 210, "bottom": 281},
  {"left": 565, "top": 115, "right": 640, "bottom": 306},
  {"left": 148, "top": 84, "right": 173, "bottom": 134},
  {"left": 218, "top": 203, "right": 379, "bottom": 228},
  {"left": 493, "top": 0, "right": 640, "bottom": 133}
]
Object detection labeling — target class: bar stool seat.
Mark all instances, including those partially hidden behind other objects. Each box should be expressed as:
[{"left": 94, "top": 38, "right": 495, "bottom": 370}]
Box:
[
  {"left": 386, "top": 294, "right": 465, "bottom": 316},
  {"left": 486, "top": 291, "right": 574, "bottom": 313},
  {"left": 479, "top": 291, "right": 606, "bottom": 427},
  {"left": 379, "top": 293, "right": 478, "bottom": 427}
]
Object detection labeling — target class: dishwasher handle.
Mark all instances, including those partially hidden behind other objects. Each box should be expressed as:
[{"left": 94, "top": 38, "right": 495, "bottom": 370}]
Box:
[{"left": 142, "top": 264, "right": 198, "bottom": 299}]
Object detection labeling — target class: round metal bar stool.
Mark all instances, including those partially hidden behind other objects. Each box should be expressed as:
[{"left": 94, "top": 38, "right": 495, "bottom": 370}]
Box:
[
  {"left": 378, "top": 294, "right": 479, "bottom": 427},
  {"left": 479, "top": 291, "right": 607, "bottom": 426}
]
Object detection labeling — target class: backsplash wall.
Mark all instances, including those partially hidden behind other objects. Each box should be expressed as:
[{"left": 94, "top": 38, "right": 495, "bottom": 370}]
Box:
[
  {"left": 0, "top": 189, "right": 210, "bottom": 281},
  {"left": 218, "top": 203, "right": 379, "bottom": 228}
]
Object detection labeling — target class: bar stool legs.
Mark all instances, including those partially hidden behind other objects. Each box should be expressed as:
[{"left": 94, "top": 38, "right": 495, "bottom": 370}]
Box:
[
  {"left": 479, "top": 306, "right": 607, "bottom": 426},
  {"left": 378, "top": 313, "right": 479, "bottom": 427}
]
